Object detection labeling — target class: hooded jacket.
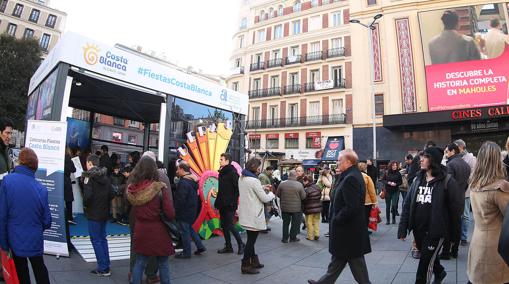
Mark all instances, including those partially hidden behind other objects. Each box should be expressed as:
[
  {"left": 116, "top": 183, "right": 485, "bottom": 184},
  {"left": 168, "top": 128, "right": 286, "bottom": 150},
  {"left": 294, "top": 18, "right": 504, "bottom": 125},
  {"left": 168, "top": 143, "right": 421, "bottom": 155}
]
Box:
[
  {"left": 127, "top": 180, "right": 175, "bottom": 256},
  {"left": 0, "top": 166, "right": 51, "bottom": 257},
  {"left": 398, "top": 167, "right": 464, "bottom": 240},
  {"left": 82, "top": 167, "right": 113, "bottom": 222},
  {"left": 303, "top": 183, "right": 322, "bottom": 214},
  {"left": 174, "top": 173, "right": 199, "bottom": 223},
  {"left": 215, "top": 164, "right": 239, "bottom": 210}
]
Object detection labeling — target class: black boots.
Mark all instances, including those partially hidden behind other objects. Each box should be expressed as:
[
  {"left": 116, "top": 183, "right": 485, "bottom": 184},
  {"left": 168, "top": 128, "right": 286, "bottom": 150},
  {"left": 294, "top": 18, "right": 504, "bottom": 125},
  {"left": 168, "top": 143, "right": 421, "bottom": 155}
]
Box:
[
  {"left": 392, "top": 216, "right": 396, "bottom": 224},
  {"left": 252, "top": 255, "right": 264, "bottom": 268},
  {"left": 241, "top": 258, "right": 260, "bottom": 274},
  {"left": 217, "top": 246, "right": 234, "bottom": 254}
]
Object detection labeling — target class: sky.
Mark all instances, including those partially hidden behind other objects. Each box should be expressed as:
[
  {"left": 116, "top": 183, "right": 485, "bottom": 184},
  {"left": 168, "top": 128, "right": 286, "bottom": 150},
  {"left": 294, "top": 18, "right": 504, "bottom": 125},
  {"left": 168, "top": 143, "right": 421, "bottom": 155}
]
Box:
[{"left": 50, "top": 0, "right": 241, "bottom": 76}]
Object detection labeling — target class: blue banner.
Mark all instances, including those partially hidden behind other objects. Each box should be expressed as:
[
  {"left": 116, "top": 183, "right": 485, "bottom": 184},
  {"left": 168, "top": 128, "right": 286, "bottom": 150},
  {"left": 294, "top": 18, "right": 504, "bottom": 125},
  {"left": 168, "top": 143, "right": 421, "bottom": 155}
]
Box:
[{"left": 321, "top": 136, "right": 345, "bottom": 161}]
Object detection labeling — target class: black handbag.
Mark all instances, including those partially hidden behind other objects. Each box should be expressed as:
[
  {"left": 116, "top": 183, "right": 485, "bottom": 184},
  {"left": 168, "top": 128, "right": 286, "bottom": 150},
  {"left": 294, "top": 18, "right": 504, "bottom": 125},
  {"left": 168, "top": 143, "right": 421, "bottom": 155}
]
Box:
[
  {"left": 499, "top": 203, "right": 509, "bottom": 266},
  {"left": 158, "top": 192, "right": 182, "bottom": 243}
]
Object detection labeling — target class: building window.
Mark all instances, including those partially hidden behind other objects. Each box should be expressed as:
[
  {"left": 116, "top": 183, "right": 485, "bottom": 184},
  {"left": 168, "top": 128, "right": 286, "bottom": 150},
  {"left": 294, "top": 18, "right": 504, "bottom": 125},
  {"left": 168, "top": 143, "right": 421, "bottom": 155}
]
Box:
[
  {"left": 129, "top": 120, "right": 140, "bottom": 128},
  {"left": 29, "top": 9, "right": 40, "bottom": 23},
  {"left": 308, "top": 101, "right": 320, "bottom": 123},
  {"left": 6, "top": 23, "right": 17, "bottom": 36},
  {"left": 270, "top": 75, "right": 279, "bottom": 88},
  {"left": 40, "top": 33, "right": 51, "bottom": 50},
  {"left": 268, "top": 7, "right": 274, "bottom": 18},
  {"left": 249, "top": 137, "right": 261, "bottom": 149},
  {"left": 12, "top": 3, "right": 22, "bottom": 17},
  {"left": 113, "top": 117, "right": 125, "bottom": 126},
  {"left": 306, "top": 137, "right": 321, "bottom": 148},
  {"left": 112, "top": 132, "right": 122, "bottom": 142},
  {"left": 251, "top": 107, "right": 260, "bottom": 122},
  {"left": 239, "top": 35, "right": 244, "bottom": 48},
  {"left": 235, "top": 58, "right": 241, "bottom": 68},
  {"left": 290, "top": 45, "right": 299, "bottom": 56},
  {"left": 288, "top": 103, "right": 299, "bottom": 125},
  {"left": 257, "top": 29, "right": 265, "bottom": 43},
  {"left": 278, "top": 5, "right": 283, "bottom": 16},
  {"left": 309, "top": 15, "right": 321, "bottom": 31},
  {"left": 285, "top": 136, "right": 299, "bottom": 149},
  {"left": 0, "top": 1, "right": 7, "bottom": 13},
  {"left": 310, "top": 69, "right": 320, "bottom": 83},
  {"left": 331, "top": 37, "right": 344, "bottom": 49},
  {"left": 322, "top": 0, "right": 330, "bottom": 4},
  {"left": 311, "top": 0, "right": 319, "bottom": 7},
  {"left": 367, "top": 0, "right": 377, "bottom": 5},
  {"left": 46, "top": 14, "right": 57, "bottom": 28},
  {"left": 332, "top": 11, "right": 343, "bottom": 27},
  {"left": 127, "top": 135, "right": 137, "bottom": 145},
  {"left": 375, "top": 94, "right": 384, "bottom": 115},
  {"left": 332, "top": 99, "right": 344, "bottom": 114},
  {"left": 252, "top": 78, "right": 261, "bottom": 90},
  {"left": 289, "top": 72, "right": 299, "bottom": 85},
  {"left": 269, "top": 105, "right": 278, "bottom": 126},
  {"left": 274, "top": 24, "right": 282, "bottom": 39},
  {"left": 240, "top": 17, "right": 247, "bottom": 29},
  {"left": 232, "top": 82, "right": 239, "bottom": 91},
  {"left": 292, "top": 20, "right": 301, "bottom": 35},
  {"left": 23, "top": 28, "right": 34, "bottom": 39},
  {"left": 293, "top": 0, "right": 301, "bottom": 12},
  {"left": 266, "top": 138, "right": 279, "bottom": 149}
]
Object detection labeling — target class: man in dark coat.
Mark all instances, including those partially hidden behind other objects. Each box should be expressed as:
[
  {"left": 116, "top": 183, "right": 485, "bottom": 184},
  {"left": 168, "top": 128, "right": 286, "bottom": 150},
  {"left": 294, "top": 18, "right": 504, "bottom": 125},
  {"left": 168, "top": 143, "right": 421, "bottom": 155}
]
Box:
[
  {"left": 215, "top": 153, "right": 245, "bottom": 254},
  {"left": 309, "top": 149, "right": 372, "bottom": 284},
  {"left": 83, "top": 154, "right": 113, "bottom": 276},
  {"left": 99, "top": 145, "right": 112, "bottom": 176},
  {"left": 174, "top": 161, "right": 206, "bottom": 259},
  {"left": 440, "top": 143, "right": 471, "bottom": 260},
  {"left": 366, "top": 159, "right": 378, "bottom": 186}
]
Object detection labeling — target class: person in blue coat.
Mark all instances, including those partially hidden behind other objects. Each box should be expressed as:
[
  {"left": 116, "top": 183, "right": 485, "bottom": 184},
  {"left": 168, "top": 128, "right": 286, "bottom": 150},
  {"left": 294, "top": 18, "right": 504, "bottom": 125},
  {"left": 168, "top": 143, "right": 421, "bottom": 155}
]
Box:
[{"left": 0, "top": 148, "right": 51, "bottom": 284}]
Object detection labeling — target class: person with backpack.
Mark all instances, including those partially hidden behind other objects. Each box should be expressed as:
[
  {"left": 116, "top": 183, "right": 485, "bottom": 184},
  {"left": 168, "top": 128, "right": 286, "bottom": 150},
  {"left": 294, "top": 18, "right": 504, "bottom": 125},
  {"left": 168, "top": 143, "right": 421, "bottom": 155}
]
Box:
[{"left": 398, "top": 147, "right": 463, "bottom": 284}]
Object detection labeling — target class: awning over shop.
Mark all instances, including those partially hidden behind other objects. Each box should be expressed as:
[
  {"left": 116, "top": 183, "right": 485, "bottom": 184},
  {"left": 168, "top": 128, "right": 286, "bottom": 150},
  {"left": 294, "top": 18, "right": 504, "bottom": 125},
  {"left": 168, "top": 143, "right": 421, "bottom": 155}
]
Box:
[{"left": 302, "top": 159, "right": 321, "bottom": 168}]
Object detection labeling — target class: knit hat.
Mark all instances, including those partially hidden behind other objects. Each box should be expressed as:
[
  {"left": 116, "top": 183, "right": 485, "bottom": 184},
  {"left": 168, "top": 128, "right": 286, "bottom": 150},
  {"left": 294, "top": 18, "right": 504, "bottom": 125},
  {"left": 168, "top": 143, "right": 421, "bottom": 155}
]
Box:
[
  {"left": 142, "top": 151, "right": 157, "bottom": 162},
  {"left": 423, "top": 146, "right": 443, "bottom": 166},
  {"left": 19, "top": 148, "right": 38, "bottom": 171}
]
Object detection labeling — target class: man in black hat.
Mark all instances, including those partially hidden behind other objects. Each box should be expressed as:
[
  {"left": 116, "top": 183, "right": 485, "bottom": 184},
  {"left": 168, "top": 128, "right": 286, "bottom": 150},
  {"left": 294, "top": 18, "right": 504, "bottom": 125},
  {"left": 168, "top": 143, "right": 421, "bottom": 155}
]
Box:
[{"left": 398, "top": 146, "right": 463, "bottom": 284}]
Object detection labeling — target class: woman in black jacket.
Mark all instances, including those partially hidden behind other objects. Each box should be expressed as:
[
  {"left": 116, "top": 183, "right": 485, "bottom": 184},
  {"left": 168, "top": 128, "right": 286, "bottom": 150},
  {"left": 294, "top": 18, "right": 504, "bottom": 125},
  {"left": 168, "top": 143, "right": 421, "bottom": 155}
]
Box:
[{"left": 383, "top": 161, "right": 402, "bottom": 225}]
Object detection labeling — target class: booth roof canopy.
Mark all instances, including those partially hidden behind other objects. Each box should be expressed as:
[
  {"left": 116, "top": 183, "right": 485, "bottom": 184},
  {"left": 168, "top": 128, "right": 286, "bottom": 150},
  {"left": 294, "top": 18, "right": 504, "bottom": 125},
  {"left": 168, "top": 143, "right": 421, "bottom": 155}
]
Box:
[{"left": 69, "top": 70, "right": 163, "bottom": 123}]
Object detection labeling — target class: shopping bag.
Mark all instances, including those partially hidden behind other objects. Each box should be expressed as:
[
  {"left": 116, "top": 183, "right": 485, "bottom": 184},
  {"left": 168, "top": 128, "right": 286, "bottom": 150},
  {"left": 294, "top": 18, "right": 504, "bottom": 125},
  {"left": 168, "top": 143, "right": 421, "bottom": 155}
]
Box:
[
  {"left": 368, "top": 206, "right": 381, "bottom": 231},
  {"left": 1, "top": 250, "right": 20, "bottom": 284}
]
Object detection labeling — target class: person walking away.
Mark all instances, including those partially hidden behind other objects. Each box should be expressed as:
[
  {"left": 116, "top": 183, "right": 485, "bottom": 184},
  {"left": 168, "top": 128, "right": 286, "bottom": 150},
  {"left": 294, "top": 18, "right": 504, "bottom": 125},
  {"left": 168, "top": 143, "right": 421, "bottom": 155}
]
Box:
[
  {"left": 318, "top": 166, "right": 332, "bottom": 223},
  {"left": 454, "top": 139, "right": 477, "bottom": 247},
  {"left": 366, "top": 159, "right": 378, "bottom": 191},
  {"left": 302, "top": 175, "right": 322, "bottom": 241},
  {"left": 111, "top": 164, "right": 126, "bottom": 224},
  {"left": 83, "top": 154, "right": 113, "bottom": 276},
  {"left": 126, "top": 157, "right": 175, "bottom": 284},
  {"left": 99, "top": 145, "right": 112, "bottom": 176},
  {"left": 0, "top": 148, "right": 51, "bottom": 284},
  {"left": 277, "top": 170, "right": 306, "bottom": 243},
  {"left": 382, "top": 161, "right": 403, "bottom": 225},
  {"left": 215, "top": 153, "right": 245, "bottom": 254},
  {"left": 174, "top": 161, "right": 206, "bottom": 259},
  {"left": 308, "top": 149, "right": 372, "bottom": 284},
  {"left": 466, "top": 141, "right": 509, "bottom": 284},
  {"left": 398, "top": 146, "right": 463, "bottom": 284},
  {"left": 258, "top": 166, "right": 274, "bottom": 233},
  {"left": 440, "top": 143, "right": 470, "bottom": 260},
  {"left": 238, "top": 158, "right": 275, "bottom": 274},
  {"left": 358, "top": 162, "right": 377, "bottom": 233}
]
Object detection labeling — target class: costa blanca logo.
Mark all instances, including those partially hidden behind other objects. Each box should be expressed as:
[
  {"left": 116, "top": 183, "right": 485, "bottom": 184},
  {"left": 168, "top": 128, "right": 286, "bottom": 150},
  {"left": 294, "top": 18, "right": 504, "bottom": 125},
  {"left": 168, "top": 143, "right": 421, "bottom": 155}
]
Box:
[{"left": 83, "top": 44, "right": 100, "bottom": 65}]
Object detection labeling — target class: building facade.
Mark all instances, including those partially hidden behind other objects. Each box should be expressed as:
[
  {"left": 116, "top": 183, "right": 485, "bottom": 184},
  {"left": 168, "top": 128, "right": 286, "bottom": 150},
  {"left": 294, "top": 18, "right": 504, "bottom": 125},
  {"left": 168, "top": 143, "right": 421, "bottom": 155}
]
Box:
[
  {"left": 227, "top": 0, "right": 353, "bottom": 163},
  {"left": 0, "top": 0, "right": 66, "bottom": 54},
  {"left": 350, "top": 0, "right": 509, "bottom": 161}
]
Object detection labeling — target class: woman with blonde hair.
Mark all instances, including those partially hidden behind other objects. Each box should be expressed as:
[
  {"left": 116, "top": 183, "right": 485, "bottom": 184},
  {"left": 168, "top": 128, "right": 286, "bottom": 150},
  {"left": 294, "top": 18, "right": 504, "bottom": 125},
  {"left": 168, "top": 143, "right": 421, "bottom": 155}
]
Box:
[
  {"left": 318, "top": 166, "right": 333, "bottom": 223},
  {"left": 467, "top": 141, "right": 509, "bottom": 284},
  {"left": 359, "top": 162, "right": 378, "bottom": 232}
]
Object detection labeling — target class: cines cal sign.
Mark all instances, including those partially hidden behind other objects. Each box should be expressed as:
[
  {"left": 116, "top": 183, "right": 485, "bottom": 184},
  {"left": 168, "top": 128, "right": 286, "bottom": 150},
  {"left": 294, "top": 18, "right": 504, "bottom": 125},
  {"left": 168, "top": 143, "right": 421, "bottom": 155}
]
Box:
[{"left": 83, "top": 44, "right": 128, "bottom": 73}]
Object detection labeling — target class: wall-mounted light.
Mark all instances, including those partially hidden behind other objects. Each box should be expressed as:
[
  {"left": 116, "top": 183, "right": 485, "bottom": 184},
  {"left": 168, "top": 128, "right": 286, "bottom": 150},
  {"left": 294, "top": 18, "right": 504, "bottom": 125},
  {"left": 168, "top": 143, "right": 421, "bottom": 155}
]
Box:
[{"left": 75, "top": 81, "right": 82, "bottom": 86}]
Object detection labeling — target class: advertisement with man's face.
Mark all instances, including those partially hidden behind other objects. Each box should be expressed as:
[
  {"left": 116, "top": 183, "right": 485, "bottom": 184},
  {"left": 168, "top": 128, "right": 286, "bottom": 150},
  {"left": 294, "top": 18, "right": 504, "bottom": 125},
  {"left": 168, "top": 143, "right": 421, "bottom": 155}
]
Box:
[{"left": 419, "top": 3, "right": 509, "bottom": 111}]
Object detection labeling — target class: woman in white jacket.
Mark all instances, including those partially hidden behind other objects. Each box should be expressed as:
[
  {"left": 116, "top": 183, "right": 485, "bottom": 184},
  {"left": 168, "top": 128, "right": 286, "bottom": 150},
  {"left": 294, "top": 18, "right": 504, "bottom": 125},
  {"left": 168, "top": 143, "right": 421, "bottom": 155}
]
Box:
[{"left": 238, "top": 158, "right": 275, "bottom": 275}]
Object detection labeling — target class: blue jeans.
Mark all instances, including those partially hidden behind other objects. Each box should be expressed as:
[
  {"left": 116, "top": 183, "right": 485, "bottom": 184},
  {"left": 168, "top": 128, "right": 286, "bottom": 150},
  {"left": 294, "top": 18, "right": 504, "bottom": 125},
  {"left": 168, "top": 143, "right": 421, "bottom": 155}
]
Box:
[
  {"left": 132, "top": 255, "right": 170, "bottom": 284},
  {"left": 88, "top": 220, "right": 110, "bottom": 271},
  {"left": 461, "top": 197, "right": 471, "bottom": 241},
  {"left": 178, "top": 221, "right": 205, "bottom": 256}
]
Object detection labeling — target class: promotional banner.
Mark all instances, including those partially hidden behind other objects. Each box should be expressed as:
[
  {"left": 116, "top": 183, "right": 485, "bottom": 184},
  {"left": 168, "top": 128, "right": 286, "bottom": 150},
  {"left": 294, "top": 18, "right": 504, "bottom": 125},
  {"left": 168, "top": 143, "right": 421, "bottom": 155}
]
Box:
[
  {"left": 26, "top": 120, "right": 68, "bottom": 257},
  {"left": 321, "top": 136, "right": 345, "bottom": 161},
  {"left": 418, "top": 3, "right": 509, "bottom": 111}
]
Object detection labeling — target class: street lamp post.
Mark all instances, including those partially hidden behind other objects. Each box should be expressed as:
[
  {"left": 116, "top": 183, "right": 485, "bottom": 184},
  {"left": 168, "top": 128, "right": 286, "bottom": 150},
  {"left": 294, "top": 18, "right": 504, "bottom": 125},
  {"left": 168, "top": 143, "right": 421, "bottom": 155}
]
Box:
[{"left": 350, "top": 14, "right": 382, "bottom": 161}]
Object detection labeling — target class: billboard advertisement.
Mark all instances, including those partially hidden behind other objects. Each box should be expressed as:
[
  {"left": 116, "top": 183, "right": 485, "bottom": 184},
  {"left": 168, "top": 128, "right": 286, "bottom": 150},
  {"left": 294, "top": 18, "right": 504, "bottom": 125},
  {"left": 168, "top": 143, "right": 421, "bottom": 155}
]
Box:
[{"left": 419, "top": 3, "right": 509, "bottom": 111}]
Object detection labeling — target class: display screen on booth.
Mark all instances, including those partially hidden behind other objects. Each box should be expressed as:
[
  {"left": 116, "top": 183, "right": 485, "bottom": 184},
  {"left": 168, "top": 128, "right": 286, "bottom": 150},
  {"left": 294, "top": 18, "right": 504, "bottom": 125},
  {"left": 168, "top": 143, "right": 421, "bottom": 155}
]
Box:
[{"left": 418, "top": 3, "right": 509, "bottom": 111}]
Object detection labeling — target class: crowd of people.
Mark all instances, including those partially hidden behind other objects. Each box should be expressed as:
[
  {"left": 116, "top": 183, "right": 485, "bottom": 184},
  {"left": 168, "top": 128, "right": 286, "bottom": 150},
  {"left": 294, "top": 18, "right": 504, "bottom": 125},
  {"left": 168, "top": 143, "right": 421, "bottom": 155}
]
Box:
[{"left": 1, "top": 114, "right": 509, "bottom": 283}]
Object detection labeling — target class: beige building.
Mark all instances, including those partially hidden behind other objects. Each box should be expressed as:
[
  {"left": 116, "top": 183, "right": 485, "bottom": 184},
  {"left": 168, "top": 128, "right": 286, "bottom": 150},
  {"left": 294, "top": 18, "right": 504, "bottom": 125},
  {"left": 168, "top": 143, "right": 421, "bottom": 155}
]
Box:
[
  {"left": 227, "top": 0, "right": 353, "bottom": 165},
  {"left": 0, "top": 0, "right": 66, "bottom": 55},
  {"left": 350, "top": 0, "right": 509, "bottom": 160}
]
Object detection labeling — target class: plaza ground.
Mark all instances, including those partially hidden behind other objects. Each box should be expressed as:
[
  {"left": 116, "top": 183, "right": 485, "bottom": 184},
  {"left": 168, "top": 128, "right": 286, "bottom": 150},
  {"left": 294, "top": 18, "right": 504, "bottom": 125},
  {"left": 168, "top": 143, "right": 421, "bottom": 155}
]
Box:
[{"left": 37, "top": 198, "right": 470, "bottom": 284}]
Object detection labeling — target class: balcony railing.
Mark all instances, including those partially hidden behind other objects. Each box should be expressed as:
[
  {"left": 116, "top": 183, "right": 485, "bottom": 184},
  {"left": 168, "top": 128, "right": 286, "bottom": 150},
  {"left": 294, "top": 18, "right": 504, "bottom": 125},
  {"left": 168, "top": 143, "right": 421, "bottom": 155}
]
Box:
[
  {"left": 267, "top": 58, "right": 283, "bottom": 68},
  {"left": 246, "top": 114, "right": 347, "bottom": 129},
  {"left": 248, "top": 87, "right": 281, "bottom": 99},
  {"left": 285, "top": 55, "right": 301, "bottom": 65},
  {"left": 250, "top": 62, "right": 265, "bottom": 71},
  {"left": 306, "top": 51, "right": 323, "bottom": 61},
  {"left": 334, "top": 79, "right": 346, "bottom": 88},
  {"left": 284, "top": 84, "right": 301, "bottom": 95},
  {"left": 327, "top": 47, "right": 345, "bottom": 58}
]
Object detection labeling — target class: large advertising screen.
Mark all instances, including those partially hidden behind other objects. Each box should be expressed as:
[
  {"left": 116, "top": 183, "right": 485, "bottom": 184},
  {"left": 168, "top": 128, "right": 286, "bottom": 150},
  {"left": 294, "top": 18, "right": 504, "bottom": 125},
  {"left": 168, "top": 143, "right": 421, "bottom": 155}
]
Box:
[{"left": 419, "top": 3, "right": 509, "bottom": 111}]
